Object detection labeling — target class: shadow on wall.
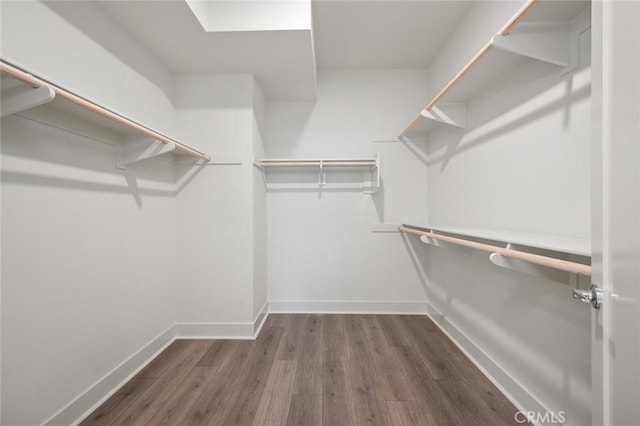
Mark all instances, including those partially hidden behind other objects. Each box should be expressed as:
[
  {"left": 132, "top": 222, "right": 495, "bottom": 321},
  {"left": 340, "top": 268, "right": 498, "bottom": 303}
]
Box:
[
  {"left": 372, "top": 177, "right": 384, "bottom": 222},
  {"left": 1, "top": 113, "right": 208, "bottom": 208},
  {"left": 42, "top": 1, "right": 174, "bottom": 102},
  {"left": 400, "top": 231, "right": 591, "bottom": 425},
  {"left": 406, "top": 61, "right": 591, "bottom": 171}
]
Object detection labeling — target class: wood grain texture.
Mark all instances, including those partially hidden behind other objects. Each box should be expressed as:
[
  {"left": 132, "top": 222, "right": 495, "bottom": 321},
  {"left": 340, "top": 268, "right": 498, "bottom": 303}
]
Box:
[
  {"left": 343, "top": 315, "right": 393, "bottom": 425},
  {"left": 287, "top": 395, "right": 322, "bottom": 426},
  {"left": 386, "top": 401, "right": 431, "bottom": 426},
  {"left": 276, "top": 314, "right": 307, "bottom": 360},
  {"left": 390, "top": 345, "right": 460, "bottom": 425},
  {"left": 197, "top": 339, "right": 238, "bottom": 367},
  {"left": 322, "top": 315, "right": 346, "bottom": 353},
  {"left": 183, "top": 340, "right": 255, "bottom": 425},
  {"left": 322, "top": 350, "right": 357, "bottom": 426},
  {"left": 253, "top": 360, "right": 298, "bottom": 425},
  {"left": 293, "top": 315, "right": 323, "bottom": 395},
  {"left": 81, "top": 315, "right": 521, "bottom": 425},
  {"left": 212, "top": 326, "right": 285, "bottom": 425},
  {"left": 360, "top": 315, "right": 416, "bottom": 401},
  {"left": 109, "top": 340, "right": 212, "bottom": 425},
  {"left": 145, "top": 366, "right": 219, "bottom": 425}
]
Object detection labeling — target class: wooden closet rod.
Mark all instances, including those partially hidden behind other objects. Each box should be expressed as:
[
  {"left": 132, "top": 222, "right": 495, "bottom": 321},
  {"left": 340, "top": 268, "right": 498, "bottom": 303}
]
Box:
[
  {"left": 0, "top": 60, "right": 211, "bottom": 162},
  {"left": 399, "top": 0, "right": 539, "bottom": 139},
  {"left": 398, "top": 225, "right": 591, "bottom": 276}
]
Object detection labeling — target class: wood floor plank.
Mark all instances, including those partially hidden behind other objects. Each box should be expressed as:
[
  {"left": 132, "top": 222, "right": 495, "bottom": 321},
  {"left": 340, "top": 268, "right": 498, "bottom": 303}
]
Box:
[
  {"left": 276, "top": 314, "right": 308, "bottom": 360},
  {"left": 79, "top": 374, "right": 154, "bottom": 425},
  {"left": 376, "top": 315, "right": 416, "bottom": 347},
  {"left": 264, "top": 313, "right": 288, "bottom": 328},
  {"left": 360, "top": 316, "right": 415, "bottom": 401},
  {"left": 213, "top": 326, "right": 285, "bottom": 425},
  {"left": 322, "top": 350, "right": 357, "bottom": 426},
  {"left": 293, "top": 315, "right": 323, "bottom": 395},
  {"left": 386, "top": 401, "right": 431, "bottom": 426},
  {"left": 287, "top": 394, "right": 322, "bottom": 426},
  {"left": 390, "top": 345, "right": 463, "bottom": 425},
  {"left": 80, "top": 339, "right": 207, "bottom": 425},
  {"left": 197, "top": 339, "right": 238, "bottom": 367},
  {"left": 145, "top": 366, "right": 219, "bottom": 425},
  {"left": 109, "top": 340, "right": 213, "bottom": 425},
  {"left": 138, "top": 339, "right": 196, "bottom": 378},
  {"left": 437, "top": 379, "right": 511, "bottom": 426},
  {"left": 402, "top": 314, "right": 440, "bottom": 333},
  {"left": 252, "top": 360, "right": 298, "bottom": 425},
  {"left": 182, "top": 340, "right": 255, "bottom": 425},
  {"left": 82, "top": 315, "right": 520, "bottom": 426},
  {"left": 401, "top": 316, "right": 458, "bottom": 380},
  {"left": 429, "top": 332, "right": 520, "bottom": 424},
  {"left": 343, "top": 315, "right": 392, "bottom": 425},
  {"left": 322, "top": 315, "right": 346, "bottom": 354}
]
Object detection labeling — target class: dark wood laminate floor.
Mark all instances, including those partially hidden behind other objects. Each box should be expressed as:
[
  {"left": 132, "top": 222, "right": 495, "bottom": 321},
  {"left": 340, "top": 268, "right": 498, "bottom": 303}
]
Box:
[{"left": 81, "top": 315, "right": 521, "bottom": 425}]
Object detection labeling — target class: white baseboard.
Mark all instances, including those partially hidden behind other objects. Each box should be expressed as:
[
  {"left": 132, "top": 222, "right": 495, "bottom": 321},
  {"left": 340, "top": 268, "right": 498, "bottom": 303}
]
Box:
[
  {"left": 49, "top": 311, "right": 272, "bottom": 426},
  {"left": 47, "top": 303, "right": 546, "bottom": 426},
  {"left": 174, "top": 322, "right": 257, "bottom": 339},
  {"left": 268, "top": 300, "right": 428, "bottom": 314},
  {"left": 425, "top": 304, "right": 549, "bottom": 421},
  {"left": 253, "top": 301, "right": 269, "bottom": 335},
  {"left": 46, "top": 325, "right": 176, "bottom": 426}
]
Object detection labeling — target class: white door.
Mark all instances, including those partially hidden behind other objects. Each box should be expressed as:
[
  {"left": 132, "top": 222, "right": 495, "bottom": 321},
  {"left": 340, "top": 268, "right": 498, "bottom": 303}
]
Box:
[{"left": 590, "top": 1, "right": 640, "bottom": 425}]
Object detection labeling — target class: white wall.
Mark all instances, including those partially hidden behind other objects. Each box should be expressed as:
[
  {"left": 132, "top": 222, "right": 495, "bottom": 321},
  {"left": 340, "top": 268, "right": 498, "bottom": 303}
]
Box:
[
  {"left": 418, "top": 3, "right": 592, "bottom": 424},
  {"left": 174, "top": 74, "right": 254, "bottom": 326},
  {"left": 1, "top": 2, "right": 179, "bottom": 424},
  {"left": 173, "top": 74, "right": 267, "bottom": 329},
  {"left": 266, "top": 69, "right": 430, "bottom": 312},
  {"left": 1, "top": 112, "right": 178, "bottom": 426},
  {"left": 252, "top": 80, "right": 268, "bottom": 321},
  {"left": 0, "top": 1, "right": 176, "bottom": 138}
]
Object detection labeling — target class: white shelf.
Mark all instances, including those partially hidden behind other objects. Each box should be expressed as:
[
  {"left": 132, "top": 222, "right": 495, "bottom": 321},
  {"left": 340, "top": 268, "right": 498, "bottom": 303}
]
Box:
[
  {"left": 399, "top": 0, "right": 590, "bottom": 140},
  {"left": 0, "top": 59, "right": 211, "bottom": 166},
  {"left": 255, "top": 154, "right": 380, "bottom": 194},
  {"left": 414, "top": 224, "right": 590, "bottom": 257}
]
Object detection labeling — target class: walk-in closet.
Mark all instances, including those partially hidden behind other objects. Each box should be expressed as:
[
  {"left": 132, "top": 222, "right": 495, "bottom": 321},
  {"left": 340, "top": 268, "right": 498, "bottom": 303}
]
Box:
[{"left": 1, "top": 0, "right": 638, "bottom": 425}]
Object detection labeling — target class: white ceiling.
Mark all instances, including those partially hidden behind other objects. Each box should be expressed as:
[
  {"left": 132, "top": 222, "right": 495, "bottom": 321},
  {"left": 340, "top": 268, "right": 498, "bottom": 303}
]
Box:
[
  {"left": 313, "top": 0, "right": 472, "bottom": 69},
  {"left": 96, "top": 1, "right": 473, "bottom": 100}
]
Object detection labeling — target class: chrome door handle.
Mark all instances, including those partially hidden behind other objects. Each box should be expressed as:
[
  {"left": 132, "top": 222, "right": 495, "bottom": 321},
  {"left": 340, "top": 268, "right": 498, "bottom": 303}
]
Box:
[{"left": 573, "top": 284, "right": 603, "bottom": 309}]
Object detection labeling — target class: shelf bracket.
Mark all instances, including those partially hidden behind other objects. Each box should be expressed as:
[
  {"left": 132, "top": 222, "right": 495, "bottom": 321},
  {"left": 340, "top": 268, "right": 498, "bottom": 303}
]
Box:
[
  {"left": 491, "top": 22, "right": 570, "bottom": 68},
  {"left": 421, "top": 104, "right": 467, "bottom": 129},
  {"left": 0, "top": 85, "right": 55, "bottom": 117},
  {"left": 363, "top": 152, "right": 380, "bottom": 194},
  {"left": 419, "top": 234, "right": 454, "bottom": 248},
  {"left": 117, "top": 136, "right": 176, "bottom": 169},
  {"left": 489, "top": 243, "right": 571, "bottom": 283},
  {"left": 318, "top": 160, "right": 326, "bottom": 188}
]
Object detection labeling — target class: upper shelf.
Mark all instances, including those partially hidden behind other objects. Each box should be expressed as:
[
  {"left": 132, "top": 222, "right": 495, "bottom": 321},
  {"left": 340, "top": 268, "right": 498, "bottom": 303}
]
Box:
[
  {"left": 399, "top": 0, "right": 591, "bottom": 140},
  {"left": 255, "top": 154, "right": 380, "bottom": 194},
  {"left": 0, "top": 58, "right": 211, "bottom": 165},
  {"left": 407, "top": 224, "right": 590, "bottom": 257}
]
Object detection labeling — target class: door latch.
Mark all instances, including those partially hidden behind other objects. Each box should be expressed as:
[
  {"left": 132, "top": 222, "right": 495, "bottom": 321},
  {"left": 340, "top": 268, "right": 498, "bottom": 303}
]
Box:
[{"left": 573, "top": 284, "right": 603, "bottom": 309}]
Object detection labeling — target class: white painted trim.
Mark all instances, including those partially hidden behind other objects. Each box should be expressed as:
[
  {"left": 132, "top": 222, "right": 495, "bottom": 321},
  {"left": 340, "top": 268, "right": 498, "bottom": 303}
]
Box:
[
  {"left": 425, "top": 304, "right": 550, "bottom": 423},
  {"left": 174, "top": 322, "right": 256, "bottom": 339},
  {"left": 48, "top": 310, "right": 272, "bottom": 425},
  {"left": 371, "top": 223, "right": 401, "bottom": 233},
  {"left": 253, "top": 301, "right": 269, "bottom": 335},
  {"left": 268, "top": 300, "right": 428, "bottom": 314},
  {"left": 206, "top": 152, "right": 244, "bottom": 165},
  {"left": 46, "top": 325, "right": 176, "bottom": 426}
]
